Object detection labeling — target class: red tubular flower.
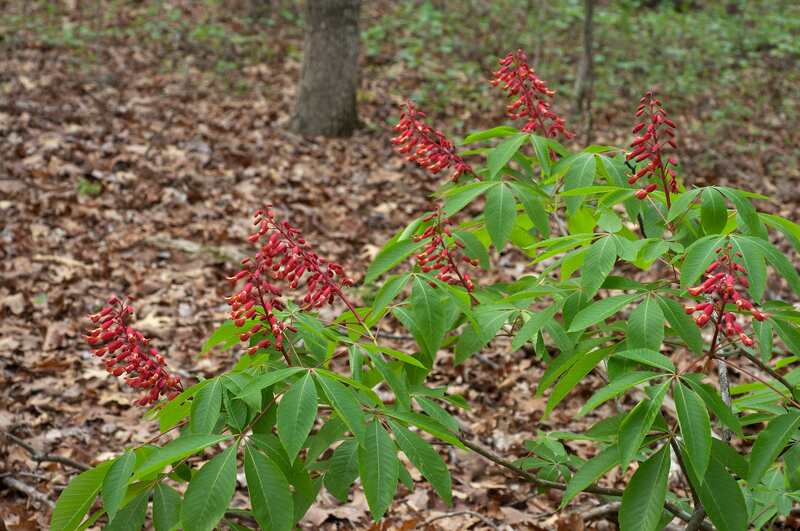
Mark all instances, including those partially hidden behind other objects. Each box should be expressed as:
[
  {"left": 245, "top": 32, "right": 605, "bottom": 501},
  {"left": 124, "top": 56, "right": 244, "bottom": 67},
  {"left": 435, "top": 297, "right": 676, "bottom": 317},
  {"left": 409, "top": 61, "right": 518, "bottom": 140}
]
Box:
[
  {"left": 684, "top": 244, "right": 768, "bottom": 347},
  {"left": 227, "top": 207, "right": 353, "bottom": 355},
  {"left": 626, "top": 90, "right": 679, "bottom": 200},
  {"left": 392, "top": 101, "right": 473, "bottom": 182},
  {"left": 414, "top": 210, "right": 478, "bottom": 291},
  {"left": 490, "top": 49, "right": 573, "bottom": 140},
  {"left": 85, "top": 296, "right": 182, "bottom": 406}
]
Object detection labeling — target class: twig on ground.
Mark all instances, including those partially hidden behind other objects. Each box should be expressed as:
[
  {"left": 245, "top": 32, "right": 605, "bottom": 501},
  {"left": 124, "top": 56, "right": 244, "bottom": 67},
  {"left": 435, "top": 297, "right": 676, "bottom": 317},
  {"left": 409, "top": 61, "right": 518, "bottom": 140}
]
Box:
[
  {"left": 421, "top": 510, "right": 500, "bottom": 530},
  {"left": 458, "top": 435, "right": 712, "bottom": 530},
  {"left": 581, "top": 501, "right": 620, "bottom": 521},
  {"left": 1, "top": 476, "right": 55, "bottom": 508},
  {"left": 2, "top": 431, "right": 89, "bottom": 471}
]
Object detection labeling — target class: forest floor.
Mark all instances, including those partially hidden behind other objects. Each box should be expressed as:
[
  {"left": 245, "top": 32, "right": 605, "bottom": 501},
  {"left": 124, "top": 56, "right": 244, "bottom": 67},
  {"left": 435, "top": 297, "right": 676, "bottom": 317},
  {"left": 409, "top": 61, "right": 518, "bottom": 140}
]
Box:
[{"left": 1, "top": 2, "right": 799, "bottom": 530}]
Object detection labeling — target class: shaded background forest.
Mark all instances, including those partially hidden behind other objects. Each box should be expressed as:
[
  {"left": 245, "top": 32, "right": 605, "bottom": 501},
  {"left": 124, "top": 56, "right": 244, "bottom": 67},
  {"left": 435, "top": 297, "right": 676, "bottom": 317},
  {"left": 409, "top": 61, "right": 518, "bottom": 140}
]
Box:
[{"left": 1, "top": 0, "right": 799, "bottom": 529}]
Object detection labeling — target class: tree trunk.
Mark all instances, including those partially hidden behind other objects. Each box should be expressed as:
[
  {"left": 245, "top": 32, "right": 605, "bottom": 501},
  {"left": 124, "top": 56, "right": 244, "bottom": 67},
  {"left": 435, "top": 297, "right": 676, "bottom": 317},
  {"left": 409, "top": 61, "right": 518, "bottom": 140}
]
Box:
[{"left": 291, "top": 0, "right": 360, "bottom": 137}]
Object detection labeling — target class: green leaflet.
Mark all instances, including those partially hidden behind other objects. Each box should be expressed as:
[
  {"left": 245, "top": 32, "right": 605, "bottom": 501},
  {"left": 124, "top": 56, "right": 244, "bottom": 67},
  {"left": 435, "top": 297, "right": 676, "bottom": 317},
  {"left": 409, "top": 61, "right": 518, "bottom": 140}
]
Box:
[
  {"left": 569, "top": 293, "right": 640, "bottom": 332},
  {"left": 189, "top": 378, "right": 223, "bottom": 435},
  {"left": 626, "top": 296, "right": 664, "bottom": 351},
  {"left": 51, "top": 462, "right": 112, "bottom": 531},
  {"left": 314, "top": 372, "right": 367, "bottom": 445},
  {"left": 657, "top": 296, "right": 704, "bottom": 355},
  {"left": 487, "top": 133, "right": 527, "bottom": 179},
  {"left": 244, "top": 443, "right": 293, "bottom": 531},
  {"left": 277, "top": 372, "right": 318, "bottom": 462},
  {"left": 484, "top": 182, "right": 517, "bottom": 250},
  {"left": 680, "top": 234, "right": 727, "bottom": 289},
  {"left": 580, "top": 236, "right": 618, "bottom": 300},
  {"left": 618, "top": 381, "right": 669, "bottom": 471},
  {"left": 674, "top": 380, "right": 711, "bottom": 480},
  {"left": 181, "top": 444, "right": 238, "bottom": 531},
  {"left": 101, "top": 450, "right": 136, "bottom": 521},
  {"left": 748, "top": 408, "right": 800, "bottom": 485},
  {"left": 324, "top": 439, "right": 360, "bottom": 501},
  {"left": 358, "top": 420, "right": 399, "bottom": 521},
  {"left": 153, "top": 483, "right": 181, "bottom": 531},
  {"left": 560, "top": 445, "right": 619, "bottom": 508},
  {"left": 619, "top": 444, "right": 671, "bottom": 531},
  {"left": 389, "top": 420, "right": 452, "bottom": 505}
]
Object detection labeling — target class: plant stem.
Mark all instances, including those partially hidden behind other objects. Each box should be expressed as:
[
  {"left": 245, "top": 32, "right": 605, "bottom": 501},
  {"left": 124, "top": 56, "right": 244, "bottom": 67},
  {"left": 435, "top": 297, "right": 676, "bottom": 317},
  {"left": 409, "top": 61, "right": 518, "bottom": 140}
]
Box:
[
  {"left": 457, "top": 435, "right": 710, "bottom": 529},
  {"left": 716, "top": 359, "right": 733, "bottom": 442},
  {"left": 737, "top": 347, "right": 795, "bottom": 396}
]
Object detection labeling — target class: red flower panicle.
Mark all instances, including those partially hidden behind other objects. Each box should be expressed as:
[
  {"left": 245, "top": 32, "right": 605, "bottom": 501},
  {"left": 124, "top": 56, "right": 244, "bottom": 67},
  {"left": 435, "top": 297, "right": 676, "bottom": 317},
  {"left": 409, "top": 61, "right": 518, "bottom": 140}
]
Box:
[
  {"left": 684, "top": 244, "right": 768, "bottom": 347},
  {"left": 226, "top": 207, "right": 353, "bottom": 355},
  {"left": 85, "top": 296, "right": 182, "bottom": 406},
  {"left": 490, "top": 49, "right": 573, "bottom": 140},
  {"left": 392, "top": 101, "right": 473, "bottom": 182},
  {"left": 415, "top": 210, "right": 478, "bottom": 291},
  {"left": 627, "top": 91, "right": 679, "bottom": 200}
]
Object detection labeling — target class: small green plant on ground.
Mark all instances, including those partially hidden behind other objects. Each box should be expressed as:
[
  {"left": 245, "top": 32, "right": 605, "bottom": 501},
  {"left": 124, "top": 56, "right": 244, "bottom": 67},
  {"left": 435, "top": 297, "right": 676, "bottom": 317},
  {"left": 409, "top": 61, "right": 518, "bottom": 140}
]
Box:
[{"left": 54, "top": 48, "right": 800, "bottom": 531}]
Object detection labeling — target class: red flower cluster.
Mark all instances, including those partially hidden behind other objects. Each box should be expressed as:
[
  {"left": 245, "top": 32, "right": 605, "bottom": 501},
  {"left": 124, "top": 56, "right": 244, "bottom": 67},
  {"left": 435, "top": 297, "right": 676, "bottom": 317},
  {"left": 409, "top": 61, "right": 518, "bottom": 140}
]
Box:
[
  {"left": 684, "top": 245, "right": 768, "bottom": 347},
  {"left": 226, "top": 207, "right": 353, "bottom": 355},
  {"left": 85, "top": 296, "right": 182, "bottom": 406},
  {"left": 392, "top": 101, "right": 473, "bottom": 182},
  {"left": 627, "top": 91, "right": 679, "bottom": 200},
  {"left": 415, "top": 211, "right": 477, "bottom": 291},
  {"left": 490, "top": 49, "right": 573, "bottom": 140}
]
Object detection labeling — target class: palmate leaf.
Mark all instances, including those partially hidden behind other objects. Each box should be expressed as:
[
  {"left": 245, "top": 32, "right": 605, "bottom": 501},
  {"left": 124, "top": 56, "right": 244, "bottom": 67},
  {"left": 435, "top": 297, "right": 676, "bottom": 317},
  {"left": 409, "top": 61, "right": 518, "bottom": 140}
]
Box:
[
  {"left": 619, "top": 444, "right": 671, "bottom": 531},
  {"left": 364, "top": 238, "right": 424, "bottom": 284},
  {"left": 560, "top": 152, "right": 597, "bottom": 214},
  {"left": 684, "top": 379, "right": 743, "bottom": 437}
]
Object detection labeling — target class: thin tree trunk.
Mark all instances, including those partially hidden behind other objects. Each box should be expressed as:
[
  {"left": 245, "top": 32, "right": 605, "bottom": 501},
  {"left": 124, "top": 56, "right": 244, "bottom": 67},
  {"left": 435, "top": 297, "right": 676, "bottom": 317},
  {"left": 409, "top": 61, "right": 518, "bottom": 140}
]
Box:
[
  {"left": 573, "top": 0, "right": 595, "bottom": 144},
  {"left": 291, "top": 0, "right": 360, "bottom": 137}
]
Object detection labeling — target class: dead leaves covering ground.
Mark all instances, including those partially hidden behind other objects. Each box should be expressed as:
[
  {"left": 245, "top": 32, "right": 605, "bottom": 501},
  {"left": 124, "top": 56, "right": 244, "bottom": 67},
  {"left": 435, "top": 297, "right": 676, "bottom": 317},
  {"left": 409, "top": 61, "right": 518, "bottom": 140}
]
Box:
[{"left": 1, "top": 2, "right": 799, "bottom": 530}]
